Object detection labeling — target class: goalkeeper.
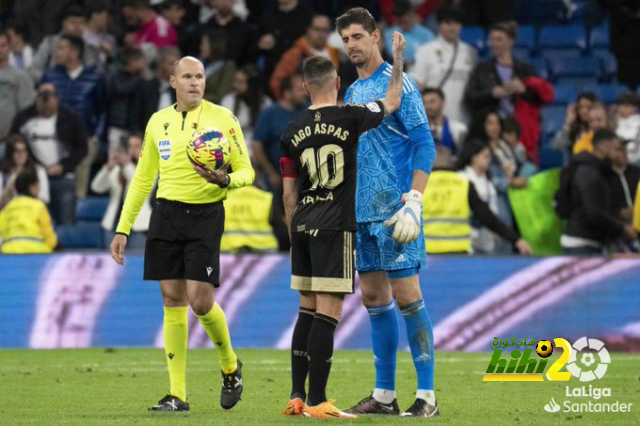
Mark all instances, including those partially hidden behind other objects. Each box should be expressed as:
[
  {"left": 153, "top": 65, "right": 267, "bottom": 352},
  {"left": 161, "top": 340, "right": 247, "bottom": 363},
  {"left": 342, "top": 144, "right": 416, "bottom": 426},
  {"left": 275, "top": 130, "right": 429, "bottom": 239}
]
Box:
[
  {"left": 109, "top": 56, "right": 254, "bottom": 412},
  {"left": 337, "top": 8, "right": 438, "bottom": 418}
]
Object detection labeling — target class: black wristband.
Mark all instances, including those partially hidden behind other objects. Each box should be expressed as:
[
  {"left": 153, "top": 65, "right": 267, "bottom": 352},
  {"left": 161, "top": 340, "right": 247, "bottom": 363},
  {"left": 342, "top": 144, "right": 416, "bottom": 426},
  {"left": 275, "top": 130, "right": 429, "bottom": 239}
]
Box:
[{"left": 219, "top": 174, "right": 230, "bottom": 188}]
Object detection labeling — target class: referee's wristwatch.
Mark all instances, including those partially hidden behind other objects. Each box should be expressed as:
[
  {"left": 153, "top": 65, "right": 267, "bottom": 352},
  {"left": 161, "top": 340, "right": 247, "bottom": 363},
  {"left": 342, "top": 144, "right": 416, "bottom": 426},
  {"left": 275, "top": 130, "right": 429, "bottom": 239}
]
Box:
[{"left": 219, "top": 174, "right": 231, "bottom": 188}]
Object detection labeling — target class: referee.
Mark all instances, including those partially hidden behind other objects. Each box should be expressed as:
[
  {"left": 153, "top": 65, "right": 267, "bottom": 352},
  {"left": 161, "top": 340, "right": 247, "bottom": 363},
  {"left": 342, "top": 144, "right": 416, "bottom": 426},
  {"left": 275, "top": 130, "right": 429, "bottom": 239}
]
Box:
[{"left": 110, "top": 56, "right": 255, "bottom": 412}]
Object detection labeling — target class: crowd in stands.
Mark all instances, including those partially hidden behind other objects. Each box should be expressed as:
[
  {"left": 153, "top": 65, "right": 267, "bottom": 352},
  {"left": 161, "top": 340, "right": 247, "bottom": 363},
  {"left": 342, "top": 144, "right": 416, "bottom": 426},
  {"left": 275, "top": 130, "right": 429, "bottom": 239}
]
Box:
[{"left": 0, "top": 0, "right": 639, "bottom": 256}]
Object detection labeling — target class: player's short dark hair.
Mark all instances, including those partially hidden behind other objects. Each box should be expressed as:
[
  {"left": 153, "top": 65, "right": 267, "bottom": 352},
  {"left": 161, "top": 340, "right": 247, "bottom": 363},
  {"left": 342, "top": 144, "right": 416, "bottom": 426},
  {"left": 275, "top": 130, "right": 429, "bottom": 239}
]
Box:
[
  {"left": 393, "top": 0, "right": 413, "bottom": 17},
  {"left": 336, "top": 7, "right": 377, "bottom": 35},
  {"left": 436, "top": 4, "right": 465, "bottom": 24},
  {"left": 593, "top": 129, "right": 618, "bottom": 147},
  {"left": 422, "top": 87, "right": 445, "bottom": 100},
  {"left": 85, "top": 0, "right": 110, "bottom": 18},
  {"left": 63, "top": 5, "right": 85, "bottom": 20},
  {"left": 490, "top": 20, "right": 517, "bottom": 40},
  {"left": 60, "top": 34, "right": 85, "bottom": 61},
  {"left": 15, "top": 169, "right": 39, "bottom": 196},
  {"left": 303, "top": 56, "right": 336, "bottom": 88},
  {"left": 502, "top": 116, "right": 521, "bottom": 136}
]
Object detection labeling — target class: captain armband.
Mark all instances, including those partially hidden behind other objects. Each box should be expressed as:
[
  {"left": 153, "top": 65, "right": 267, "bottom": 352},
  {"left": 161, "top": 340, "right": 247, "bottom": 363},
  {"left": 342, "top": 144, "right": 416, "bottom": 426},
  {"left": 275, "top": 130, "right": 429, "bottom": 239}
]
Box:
[{"left": 280, "top": 157, "right": 299, "bottom": 178}]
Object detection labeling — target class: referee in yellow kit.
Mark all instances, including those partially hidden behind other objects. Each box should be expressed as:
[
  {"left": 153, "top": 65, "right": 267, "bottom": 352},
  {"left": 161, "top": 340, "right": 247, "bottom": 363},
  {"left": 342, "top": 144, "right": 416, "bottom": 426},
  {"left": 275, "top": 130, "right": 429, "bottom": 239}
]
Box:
[{"left": 110, "top": 56, "right": 255, "bottom": 412}]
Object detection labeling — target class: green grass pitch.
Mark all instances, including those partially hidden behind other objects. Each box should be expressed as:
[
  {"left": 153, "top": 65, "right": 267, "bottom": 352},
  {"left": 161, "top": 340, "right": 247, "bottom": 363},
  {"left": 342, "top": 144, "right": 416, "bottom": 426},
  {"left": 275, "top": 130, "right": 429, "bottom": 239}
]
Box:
[{"left": 1, "top": 349, "right": 639, "bottom": 425}]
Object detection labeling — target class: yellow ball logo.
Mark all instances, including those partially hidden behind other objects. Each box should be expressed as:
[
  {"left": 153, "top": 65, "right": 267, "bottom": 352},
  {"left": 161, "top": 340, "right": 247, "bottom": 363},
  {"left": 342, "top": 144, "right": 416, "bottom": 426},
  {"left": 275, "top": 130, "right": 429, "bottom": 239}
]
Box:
[{"left": 536, "top": 340, "right": 554, "bottom": 358}]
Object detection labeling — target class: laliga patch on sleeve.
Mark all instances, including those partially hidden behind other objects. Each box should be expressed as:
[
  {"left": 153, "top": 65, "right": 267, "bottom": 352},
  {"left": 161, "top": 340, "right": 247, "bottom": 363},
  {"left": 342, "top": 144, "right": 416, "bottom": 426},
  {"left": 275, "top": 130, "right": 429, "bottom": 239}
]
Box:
[{"left": 366, "top": 102, "right": 381, "bottom": 113}]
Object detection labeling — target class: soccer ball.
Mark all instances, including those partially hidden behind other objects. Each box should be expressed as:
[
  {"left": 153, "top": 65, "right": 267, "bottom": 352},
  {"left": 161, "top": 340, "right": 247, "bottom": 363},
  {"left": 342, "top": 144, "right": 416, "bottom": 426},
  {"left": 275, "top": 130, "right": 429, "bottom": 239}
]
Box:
[
  {"left": 186, "top": 127, "right": 230, "bottom": 169},
  {"left": 536, "top": 340, "right": 554, "bottom": 358}
]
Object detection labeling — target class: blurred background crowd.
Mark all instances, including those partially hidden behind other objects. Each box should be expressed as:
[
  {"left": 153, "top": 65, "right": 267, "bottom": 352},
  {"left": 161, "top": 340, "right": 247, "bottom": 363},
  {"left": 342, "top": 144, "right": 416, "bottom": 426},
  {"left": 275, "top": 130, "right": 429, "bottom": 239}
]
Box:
[{"left": 0, "top": 0, "right": 639, "bottom": 257}]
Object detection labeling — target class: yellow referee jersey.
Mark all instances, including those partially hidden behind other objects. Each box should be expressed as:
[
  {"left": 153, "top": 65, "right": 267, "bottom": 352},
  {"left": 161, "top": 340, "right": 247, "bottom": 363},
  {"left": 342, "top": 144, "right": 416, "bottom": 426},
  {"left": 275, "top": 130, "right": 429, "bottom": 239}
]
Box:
[{"left": 116, "top": 100, "right": 255, "bottom": 235}]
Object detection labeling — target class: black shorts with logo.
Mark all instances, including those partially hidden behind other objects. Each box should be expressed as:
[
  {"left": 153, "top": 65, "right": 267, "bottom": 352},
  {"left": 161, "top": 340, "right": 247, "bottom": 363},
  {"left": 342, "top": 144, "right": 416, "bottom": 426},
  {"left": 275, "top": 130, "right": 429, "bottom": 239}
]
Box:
[
  {"left": 290, "top": 229, "right": 355, "bottom": 294},
  {"left": 144, "top": 198, "right": 224, "bottom": 286}
]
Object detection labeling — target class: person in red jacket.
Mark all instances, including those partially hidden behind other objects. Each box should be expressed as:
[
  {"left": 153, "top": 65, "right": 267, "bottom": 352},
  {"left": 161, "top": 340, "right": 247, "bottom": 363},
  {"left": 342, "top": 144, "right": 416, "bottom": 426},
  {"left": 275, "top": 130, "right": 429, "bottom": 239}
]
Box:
[{"left": 464, "top": 20, "right": 553, "bottom": 163}]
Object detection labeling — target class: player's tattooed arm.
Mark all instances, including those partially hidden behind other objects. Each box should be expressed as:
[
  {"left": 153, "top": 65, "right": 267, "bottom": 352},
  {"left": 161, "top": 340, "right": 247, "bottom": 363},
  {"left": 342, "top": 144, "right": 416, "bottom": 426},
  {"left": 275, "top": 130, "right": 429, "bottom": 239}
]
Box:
[{"left": 380, "top": 31, "right": 406, "bottom": 116}]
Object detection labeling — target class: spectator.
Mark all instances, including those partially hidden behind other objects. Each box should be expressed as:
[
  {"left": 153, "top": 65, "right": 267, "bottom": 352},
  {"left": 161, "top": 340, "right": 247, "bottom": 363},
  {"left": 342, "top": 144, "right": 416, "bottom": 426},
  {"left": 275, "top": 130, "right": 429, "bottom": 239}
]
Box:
[
  {"left": 421, "top": 87, "right": 467, "bottom": 156},
  {"left": 0, "top": 170, "right": 57, "bottom": 254},
  {"left": 28, "top": 5, "right": 99, "bottom": 83},
  {"left": 411, "top": 5, "right": 476, "bottom": 124},
  {"left": 203, "top": 0, "right": 254, "bottom": 66},
  {"left": 6, "top": 23, "right": 34, "bottom": 71},
  {"left": 615, "top": 92, "right": 640, "bottom": 166},
  {"left": 252, "top": 74, "right": 307, "bottom": 251},
  {"left": 83, "top": 0, "right": 118, "bottom": 72},
  {"left": 130, "top": 0, "right": 178, "bottom": 52},
  {"left": 571, "top": 102, "right": 613, "bottom": 155},
  {"left": 129, "top": 47, "right": 180, "bottom": 132},
  {"left": 501, "top": 116, "right": 538, "bottom": 178},
  {"left": 380, "top": 0, "right": 444, "bottom": 25},
  {"left": 107, "top": 47, "right": 146, "bottom": 147},
  {"left": 551, "top": 92, "right": 598, "bottom": 154},
  {"left": 270, "top": 15, "right": 339, "bottom": 99},
  {"left": 158, "top": 0, "right": 191, "bottom": 58},
  {"left": 464, "top": 20, "right": 553, "bottom": 163},
  {"left": 0, "top": 134, "right": 49, "bottom": 209},
  {"left": 200, "top": 29, "right": 236, "bottom": 105},
  {"left": 424, "top": 145, "right": 531, "bottom": 254},
  {"left": 0, "top": 32, "right": 35, "bottom": 147},
  {"left": 221, "top": 65, "right": 271, "bottom": 144},
  {"left": 609, "top": 137, "right": 640, "bottom": 224},
  {"left": 257, "top": 0, "right": 314, "bottom": 80},
  {"left": 560, "top": 129, "right": 637, "bottom": 255},
  {"left": 11, "top": 82, "right": 88, "bottom": 225},
  {"left": 91, "top": 134, "right": 150, "bottom": 250},
  {"left": 456, "top": 139, "right": 503, "bottom": 254},
  {"left": 220, "top": 185, "right": 279, "bottom": 253},
  {"left": 383, "top": 0, "right": 435, "bottom": 65}
]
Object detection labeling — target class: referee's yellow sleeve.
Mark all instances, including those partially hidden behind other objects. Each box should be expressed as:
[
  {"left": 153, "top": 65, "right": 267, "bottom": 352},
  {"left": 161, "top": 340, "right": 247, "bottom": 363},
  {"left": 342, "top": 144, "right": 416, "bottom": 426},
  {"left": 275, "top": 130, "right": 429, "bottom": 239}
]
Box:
[
  {"left": 116, "top": 121, "right": 160, "bottom": 235},
  {"left": 225, "top": 114, "right": 255, "bottom": 189}
]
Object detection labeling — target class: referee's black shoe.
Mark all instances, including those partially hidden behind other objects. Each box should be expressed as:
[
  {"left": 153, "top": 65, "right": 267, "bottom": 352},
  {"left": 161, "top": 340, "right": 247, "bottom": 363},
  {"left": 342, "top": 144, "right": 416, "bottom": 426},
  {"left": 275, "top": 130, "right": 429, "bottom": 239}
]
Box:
[
  {"left": 221, "top": 359, "right": 243, "bottom": 409},
  {"left": 149, "top": 394, "right": 190, "bottom": 412}
]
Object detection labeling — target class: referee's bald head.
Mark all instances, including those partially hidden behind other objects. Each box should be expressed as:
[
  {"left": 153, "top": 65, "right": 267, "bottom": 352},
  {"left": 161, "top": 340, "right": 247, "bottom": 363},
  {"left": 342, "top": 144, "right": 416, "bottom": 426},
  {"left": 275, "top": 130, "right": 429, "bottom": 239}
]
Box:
[
  {"left": 172, "top": 56, "right": 203, "bottom": 76},
  {"left": 302, "top": 56, "right": 337, "bottom": 91}
]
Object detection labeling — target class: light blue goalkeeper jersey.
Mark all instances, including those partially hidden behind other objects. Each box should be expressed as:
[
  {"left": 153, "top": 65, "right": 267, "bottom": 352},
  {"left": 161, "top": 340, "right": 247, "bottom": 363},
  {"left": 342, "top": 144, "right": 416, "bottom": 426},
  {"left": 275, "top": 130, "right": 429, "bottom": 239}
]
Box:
[{"left": 345, "top": 61, "right": 431, "bottom": 223}]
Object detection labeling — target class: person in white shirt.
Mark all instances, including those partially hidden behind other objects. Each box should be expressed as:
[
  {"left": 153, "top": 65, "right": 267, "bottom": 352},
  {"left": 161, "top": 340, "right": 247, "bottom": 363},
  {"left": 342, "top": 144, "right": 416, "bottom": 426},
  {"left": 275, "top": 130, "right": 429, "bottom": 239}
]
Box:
[
  {"left": 421, "top": 87, "right": 467, "bottom": 157},
  {"left": 615, "top": 92, "right": 640, "bottom": 166},
  {"left": 410, "top": 5, "right": 476, "bottom": 124}
]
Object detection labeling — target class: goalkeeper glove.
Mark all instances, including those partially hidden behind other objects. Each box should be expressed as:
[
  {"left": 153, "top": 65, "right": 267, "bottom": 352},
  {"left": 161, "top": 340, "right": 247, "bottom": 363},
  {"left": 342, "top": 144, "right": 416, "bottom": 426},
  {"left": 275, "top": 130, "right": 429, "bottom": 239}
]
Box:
[{"left": 384, "top": 189, "right": 423, "bottom": 244}]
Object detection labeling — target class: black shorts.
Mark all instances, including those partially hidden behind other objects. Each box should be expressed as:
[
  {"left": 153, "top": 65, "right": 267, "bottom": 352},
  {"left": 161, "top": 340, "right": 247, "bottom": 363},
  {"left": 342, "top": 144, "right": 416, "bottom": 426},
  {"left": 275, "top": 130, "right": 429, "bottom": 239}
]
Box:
[
  {"left": 144, "top": 198, "right": 224, "bottom": 286},
  {"left": 290, "top": 229, "right": 355, "bottom": 294}
]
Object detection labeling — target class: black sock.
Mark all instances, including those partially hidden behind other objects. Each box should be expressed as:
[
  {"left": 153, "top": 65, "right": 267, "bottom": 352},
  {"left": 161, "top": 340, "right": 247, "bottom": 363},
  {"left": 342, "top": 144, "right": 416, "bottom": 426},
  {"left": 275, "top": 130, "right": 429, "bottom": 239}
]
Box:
[
  {"left": 290, "top": 307, "right": 315, "bottom": 399},
  {"left": 307, "top": 313, "right": 339, "bottom": 406}
]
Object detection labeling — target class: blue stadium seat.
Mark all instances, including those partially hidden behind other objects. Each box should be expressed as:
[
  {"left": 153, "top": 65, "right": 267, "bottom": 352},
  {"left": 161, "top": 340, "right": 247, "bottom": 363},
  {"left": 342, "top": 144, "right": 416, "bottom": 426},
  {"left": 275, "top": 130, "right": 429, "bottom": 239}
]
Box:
[
  {"left": 528, "top": 56, "right": 549, "bottom": 80},
  {"left": 548, "top": 56, "right": 602, "bottom": 82},
  {"left": 555, "top": 76, "right": 599, "bottom": 90},
  {"left": 513, "top": 47, "right": 530, "bottom": 61},
  {"left": 541, "top": 105, "right": 567, "bottom": 138},
  {"left": 539, "top": 25, "right": 587, "bottom": 51},
  {"left": 583, "top": 83, "right": 631, "bottom": 104},
  {"left": 76, "top": 197, "right": 109, "bottom": 222},
  {"left": 539, "top": 147, "right": 564, "bottom": 170},
  {"left": 552, "top": 83, "right": 578, "bottom": 105},
  {"left": 540, "top": 47, "right": 582, "bottom": 65},
  {"left": 56, "top": 223, "right": 104, "bottom": 249},
  {"left": 460, "top": 26, "right": 485, "bottom": 52},
  {"left": 516, "top": 25, "right": 536, "bottom": 50},
  {"left": 515, "top": 0, "right": 565, "bottom": 25},
  {"left": 589, "top": 24, "right": 609, "bottom": 49},
  {"left": 592, "top": 48, "right": 617, "bottom": 81}
]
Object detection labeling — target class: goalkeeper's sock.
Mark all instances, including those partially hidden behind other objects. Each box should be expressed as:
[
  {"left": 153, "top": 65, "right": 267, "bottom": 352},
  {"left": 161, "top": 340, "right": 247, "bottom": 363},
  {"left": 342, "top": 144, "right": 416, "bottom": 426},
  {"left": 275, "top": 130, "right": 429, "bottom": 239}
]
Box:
[
  {"left": 290, "top": 307, "right": 315, "bottom": 399},
  {"left": 306, "top": 313, "right": 338, "bottom": 407},
  {"left": 367, "top": 301, "right": 399, "bottom": 393},
  {"left": 400, "top": 299, "right": 434, "bottom": 392},
  {"left": 163, "top": 306, "right": 189, "bottom": 401},
  {"left": 197, "top": 303, "right": 238, "bottom": 374}
]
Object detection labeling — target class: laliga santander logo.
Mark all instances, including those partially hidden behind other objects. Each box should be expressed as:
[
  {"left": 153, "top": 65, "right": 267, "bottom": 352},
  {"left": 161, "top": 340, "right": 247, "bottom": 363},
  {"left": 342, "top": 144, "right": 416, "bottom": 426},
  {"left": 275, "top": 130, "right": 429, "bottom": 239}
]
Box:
[
  {"left": 483, "top": 336, "right": 610, "bottom": 382},
  {"left": 565, "top": 336, "right": 610, "bottom": 383}
]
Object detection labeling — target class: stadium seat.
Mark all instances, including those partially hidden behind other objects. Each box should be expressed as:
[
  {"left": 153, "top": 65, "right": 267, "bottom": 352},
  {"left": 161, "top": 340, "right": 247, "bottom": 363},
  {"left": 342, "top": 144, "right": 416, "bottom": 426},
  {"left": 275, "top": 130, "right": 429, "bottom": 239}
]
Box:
[
  {"left": 555, "top": 76, "right": 599, "bottom": 90},
  {"left": 513, "top": 47, "right": 530, "bottom": 61},
  {"left": 583, "top": 83, "right": 631, "bottom": 104},
  {"left": 541, "top": 105, "right": 567, "bottom": 138},
  {"left": 539, "top": 25, "right": 588, "bottom": 51},
  {"left": 548, "top": 56, "right": 602, "bottom": 82},
  {"left": 460, "top": 26, "right": 485, "bottom": 52},
  {"left": 539, "top": 147, "right": 565, "bottom": 170},
  {"left": 515, "top": 0, "right": 565, "bottom": 25},
  {"left": 515, "top": 25, "right": 536, "bottom": 50},
  {"left": 589, "top": 24, "right": 609, "bottom": 49},
  {"left": 528, "top": 56, "right": 549, "bottom": 80},
  {"left": 552, "top": 83, "right": 578, "bottom": 105},
  {"left": 56, "top": 223, "right": 104, "bottom": 249},
  {"left": 592, "top": 48, "right": 617, "bottom": 81},
  {"left": 540, "top": 47, "right": 582, "bottom": 65},
  {"left": 75, "top": 197, "right": 109, "bottom": 222}
]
